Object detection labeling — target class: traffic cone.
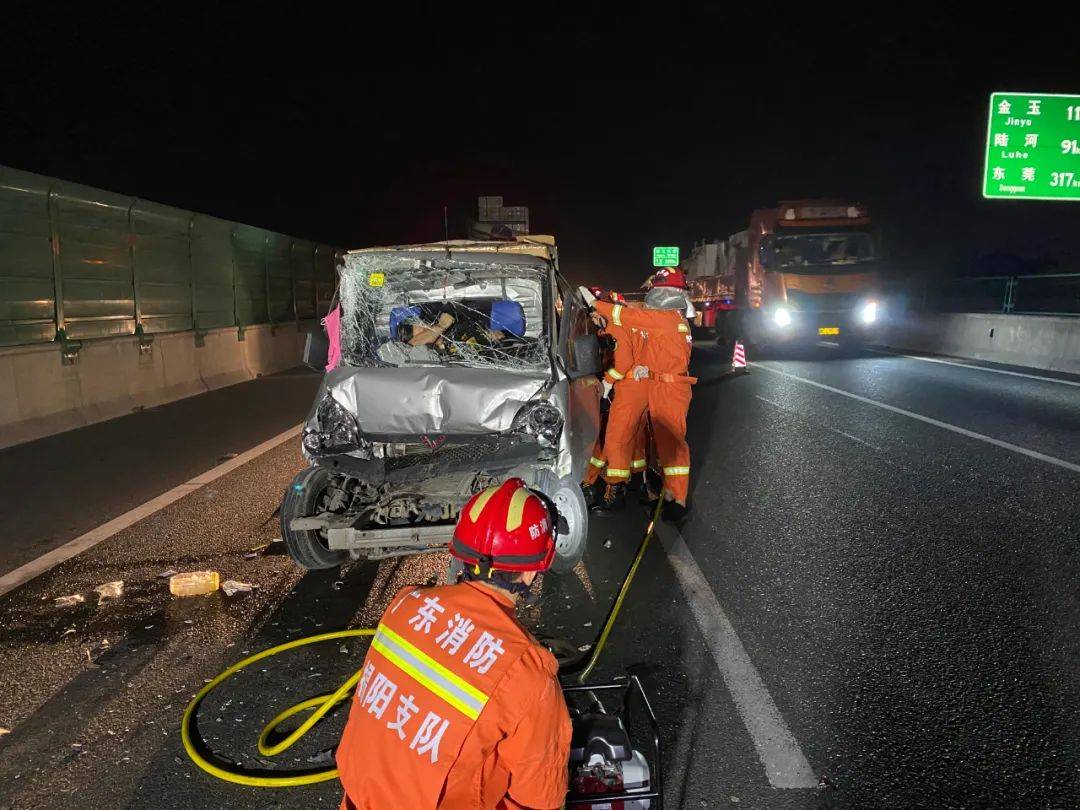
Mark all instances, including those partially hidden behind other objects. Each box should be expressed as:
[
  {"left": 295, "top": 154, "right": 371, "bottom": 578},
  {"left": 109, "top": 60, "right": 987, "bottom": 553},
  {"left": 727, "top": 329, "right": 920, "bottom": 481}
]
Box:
[{"left": 732, "top": 340, "right": 748, "bottom": 373}]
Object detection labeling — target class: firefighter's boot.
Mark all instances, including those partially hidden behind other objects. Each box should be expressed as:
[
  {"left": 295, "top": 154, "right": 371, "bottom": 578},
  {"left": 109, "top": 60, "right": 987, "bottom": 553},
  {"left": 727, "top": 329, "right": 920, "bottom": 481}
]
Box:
[{"left": 592, "top": 482, "right": 627, "bottom": 515}]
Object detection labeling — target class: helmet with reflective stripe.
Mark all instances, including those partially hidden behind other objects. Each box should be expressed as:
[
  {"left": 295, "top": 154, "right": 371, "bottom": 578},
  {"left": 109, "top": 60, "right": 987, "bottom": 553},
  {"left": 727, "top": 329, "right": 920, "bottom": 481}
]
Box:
[{"left": 451, "top": 478, "right": 556, "bottom": 574}]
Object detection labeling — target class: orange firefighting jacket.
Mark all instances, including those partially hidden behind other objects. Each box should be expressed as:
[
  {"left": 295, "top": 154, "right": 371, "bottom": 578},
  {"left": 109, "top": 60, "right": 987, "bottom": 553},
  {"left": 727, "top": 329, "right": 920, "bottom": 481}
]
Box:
[
  {"left": 337, "top": 580, "right": 571, "bottom": 810},
  {"left": 594, "top": 301, "right": 692, "bottom": 381}
]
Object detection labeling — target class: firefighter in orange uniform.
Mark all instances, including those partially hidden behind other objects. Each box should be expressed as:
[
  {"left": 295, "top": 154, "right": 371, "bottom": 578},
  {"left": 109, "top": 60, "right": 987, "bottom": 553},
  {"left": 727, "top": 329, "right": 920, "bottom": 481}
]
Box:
[
  {"left": 336, "top": 478, "right": 571, "bottom": 810},
  {"left": 582, "top": 291, "right": 649, "bottom": 504},
  {"left": 581, "top": 270, "right": 695, "bottom": 521}
]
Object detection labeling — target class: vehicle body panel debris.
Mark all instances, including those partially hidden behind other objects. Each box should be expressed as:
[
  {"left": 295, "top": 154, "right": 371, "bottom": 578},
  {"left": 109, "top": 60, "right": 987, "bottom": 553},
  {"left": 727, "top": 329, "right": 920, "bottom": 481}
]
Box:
[
  {"left": 221, "top": 580, "right": 255, "bottom": 596},
  {"left": 54, "top": 594, "right": 85, "bottom": 607},
  {"left": 94, "top": 580, "right": 124, "bottom": 605}
]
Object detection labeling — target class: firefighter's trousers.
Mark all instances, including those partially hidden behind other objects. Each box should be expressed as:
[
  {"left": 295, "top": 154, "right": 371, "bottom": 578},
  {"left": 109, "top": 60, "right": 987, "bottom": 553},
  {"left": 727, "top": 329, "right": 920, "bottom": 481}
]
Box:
[{"left": 604, "top": 379, "right": 691, "bottom": 502}]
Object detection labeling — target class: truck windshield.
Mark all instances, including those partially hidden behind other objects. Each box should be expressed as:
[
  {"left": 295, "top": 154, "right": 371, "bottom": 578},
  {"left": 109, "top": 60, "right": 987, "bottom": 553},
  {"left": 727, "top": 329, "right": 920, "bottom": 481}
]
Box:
[
  {"left": 338, "top": 253, "right": 550, "bottom": 371},
  {"left": 770, "top": 232, "right": 876, "bottom": 269}
]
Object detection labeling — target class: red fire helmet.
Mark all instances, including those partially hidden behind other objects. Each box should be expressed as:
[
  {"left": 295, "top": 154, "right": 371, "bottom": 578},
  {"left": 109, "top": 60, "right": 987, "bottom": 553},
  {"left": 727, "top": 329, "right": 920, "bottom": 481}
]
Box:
[
  {"left": 650, "top": 268, "right": 687, "bottom": 289},
  {"left": 451, "top": 478, "right": 556, "bottom": 574}
]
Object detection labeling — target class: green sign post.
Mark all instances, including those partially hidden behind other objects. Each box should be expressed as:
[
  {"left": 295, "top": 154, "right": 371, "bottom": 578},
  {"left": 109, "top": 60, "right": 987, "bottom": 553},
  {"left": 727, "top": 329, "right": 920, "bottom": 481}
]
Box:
[
  {"left": 983, "top": 92, "right": 1080, "bottom": 201},
  {"left": 653, "top": 246, "right": 679, "bottom": 267}
]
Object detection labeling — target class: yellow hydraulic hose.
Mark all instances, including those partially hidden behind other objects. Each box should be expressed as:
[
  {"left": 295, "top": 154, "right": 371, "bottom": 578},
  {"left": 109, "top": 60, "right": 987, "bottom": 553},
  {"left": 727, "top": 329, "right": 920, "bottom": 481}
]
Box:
[
  {"left": 181, "top": 629, "right": 374, "bottom": 787},
  {"left": 181, "top": 498, "right": 664, "bottom": 788}
]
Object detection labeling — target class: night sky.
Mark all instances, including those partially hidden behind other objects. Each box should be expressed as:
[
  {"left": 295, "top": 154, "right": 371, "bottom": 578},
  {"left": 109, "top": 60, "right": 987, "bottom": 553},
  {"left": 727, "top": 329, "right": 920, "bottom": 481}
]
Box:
[{"left": 2, "top": 8, "right": 1077, "bottom": 288}]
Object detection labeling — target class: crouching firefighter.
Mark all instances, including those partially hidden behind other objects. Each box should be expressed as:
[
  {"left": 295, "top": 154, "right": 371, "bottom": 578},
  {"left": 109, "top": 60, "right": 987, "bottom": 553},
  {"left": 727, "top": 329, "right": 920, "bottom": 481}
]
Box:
[
  {"left": 581, "top": 271, "right": 695, "bottom": 522},
  {"left": 337, "top": 478, "right": 572, "bottom": 810}
]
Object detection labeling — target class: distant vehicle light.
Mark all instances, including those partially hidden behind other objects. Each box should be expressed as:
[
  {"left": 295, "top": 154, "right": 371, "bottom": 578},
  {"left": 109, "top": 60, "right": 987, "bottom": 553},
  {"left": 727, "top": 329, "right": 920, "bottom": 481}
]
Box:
[
  {"left": 773, "top": 307, "right": 792, "bottom": 327},
  {"left": 860, "top": 300, "right": 878, "bottom": 324}
]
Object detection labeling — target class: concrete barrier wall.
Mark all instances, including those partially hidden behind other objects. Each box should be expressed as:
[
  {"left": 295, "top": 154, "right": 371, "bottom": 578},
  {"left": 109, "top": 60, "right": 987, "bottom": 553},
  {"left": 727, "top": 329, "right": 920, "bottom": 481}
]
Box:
[
  {"left": 882, "top": 312, "right": 1080, "bottom": 375},
  {"left": 0, "top": 322, "right": 316, "bottom": 449}
]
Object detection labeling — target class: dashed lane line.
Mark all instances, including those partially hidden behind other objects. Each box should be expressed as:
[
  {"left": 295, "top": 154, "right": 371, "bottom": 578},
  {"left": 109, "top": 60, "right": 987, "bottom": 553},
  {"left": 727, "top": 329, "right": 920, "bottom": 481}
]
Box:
[
  {"left": 752, "top": 362, "right": 1080, "bottom": 475},
  {"left": 656, "top": 521, "right": 819, "bottom": 789},
  {"left": 0, "top": 424, "right": 302, "bottom": 597}
]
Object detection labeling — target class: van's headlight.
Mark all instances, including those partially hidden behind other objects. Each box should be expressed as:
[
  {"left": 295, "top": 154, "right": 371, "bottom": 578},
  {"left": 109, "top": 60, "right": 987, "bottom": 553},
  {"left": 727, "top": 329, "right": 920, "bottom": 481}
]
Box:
[
  {"left": 772, "top": 307, "right": 792, "bottom": 327},
  {"left": 859, "top": 300, "right": 878, "bottom": 325},
  {"left": 512, "top": 401, "right": 564, "bottom": 447},
  {"left": 303, "top": 395, "right": 362, "bottom": 455}
]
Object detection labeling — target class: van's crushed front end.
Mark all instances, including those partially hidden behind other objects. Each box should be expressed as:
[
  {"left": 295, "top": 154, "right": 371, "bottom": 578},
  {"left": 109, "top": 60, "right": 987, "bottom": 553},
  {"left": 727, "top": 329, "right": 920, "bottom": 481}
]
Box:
[{"left": 282, "top": 240, "right": 588, "bottom": 572}]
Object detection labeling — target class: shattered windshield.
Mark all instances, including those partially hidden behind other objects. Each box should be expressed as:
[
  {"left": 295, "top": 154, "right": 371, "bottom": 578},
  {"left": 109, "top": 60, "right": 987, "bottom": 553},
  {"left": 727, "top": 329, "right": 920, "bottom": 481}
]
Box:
[{"left": 339, "top": 251, "right": 551, "bottom": 371}]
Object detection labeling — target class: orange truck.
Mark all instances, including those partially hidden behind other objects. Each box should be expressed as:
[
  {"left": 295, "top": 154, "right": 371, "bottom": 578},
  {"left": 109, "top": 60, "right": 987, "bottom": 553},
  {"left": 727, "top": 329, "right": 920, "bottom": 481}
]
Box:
[{"left": 685, "top": 199, "right": 883, "bottom": 349}]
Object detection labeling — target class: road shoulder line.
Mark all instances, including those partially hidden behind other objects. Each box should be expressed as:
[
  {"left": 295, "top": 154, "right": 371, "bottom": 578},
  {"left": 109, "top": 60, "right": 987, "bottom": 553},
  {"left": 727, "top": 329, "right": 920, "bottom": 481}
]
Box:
[
  {"left": 867, "top": 347, "right": 1080, "bottom": 388},
  {"left": 752, "top": 362, "right": 1080, "bottom": 474},
  {"left": 656, "top": 521, "right": 818, "bottom": 789},
  {"left": 0, "top": 424, "right": 302, "bottom": 597}
]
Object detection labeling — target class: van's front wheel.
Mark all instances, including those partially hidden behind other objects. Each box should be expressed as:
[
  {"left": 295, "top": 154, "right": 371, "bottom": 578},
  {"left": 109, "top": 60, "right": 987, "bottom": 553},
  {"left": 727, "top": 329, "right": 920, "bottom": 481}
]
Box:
[
  {"left": 280, "top": 466, "right": 348, "bottom": 570},
  {"left": 534, "top": 471, "right": 588, "bottom": 574}
]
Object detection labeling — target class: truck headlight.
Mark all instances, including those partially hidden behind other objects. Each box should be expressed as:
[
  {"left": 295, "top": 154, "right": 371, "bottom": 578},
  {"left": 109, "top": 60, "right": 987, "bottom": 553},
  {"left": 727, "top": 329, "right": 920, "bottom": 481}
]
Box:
[
  {"left": 512, "top": 401, "right": 564, "bottom": 447},
  {"left": 860, "top": 300, "right": 878, "bottom": 325},
  {"left": 772, "top": 307, "right": 792, "bottom": 327},
  {"left": 303, "top": 395, "right": 362, "bottom": 455}
]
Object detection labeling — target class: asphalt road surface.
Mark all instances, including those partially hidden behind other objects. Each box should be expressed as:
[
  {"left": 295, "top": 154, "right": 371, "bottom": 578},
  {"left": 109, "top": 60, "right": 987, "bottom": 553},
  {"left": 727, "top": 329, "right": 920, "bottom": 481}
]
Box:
[{"left": 1, "top": 344, "right": 1078, "bottom": 809}]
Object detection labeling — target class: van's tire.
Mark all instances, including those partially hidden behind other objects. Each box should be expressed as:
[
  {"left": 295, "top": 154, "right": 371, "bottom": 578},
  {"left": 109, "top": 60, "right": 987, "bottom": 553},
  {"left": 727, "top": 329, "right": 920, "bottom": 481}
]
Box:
[
  {"left": 280, "top": 466, "right": 348, "bottom": 570},
  {"left": 534, "top": 471, "right": 588, "bottom": 574}
]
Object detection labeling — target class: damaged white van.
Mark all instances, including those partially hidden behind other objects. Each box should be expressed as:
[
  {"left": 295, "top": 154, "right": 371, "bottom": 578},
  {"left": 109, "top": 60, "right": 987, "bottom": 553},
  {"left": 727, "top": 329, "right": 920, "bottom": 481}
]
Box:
[{"left": 282, "top": 236, "right": 601, "bottom": 574}]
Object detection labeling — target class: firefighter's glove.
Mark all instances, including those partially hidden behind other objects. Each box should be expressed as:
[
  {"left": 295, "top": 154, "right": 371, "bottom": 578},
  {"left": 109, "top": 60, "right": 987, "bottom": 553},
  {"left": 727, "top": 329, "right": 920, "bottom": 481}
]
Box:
[
  {"left": 631, "top": 364, "right": 650, "bottom": 381},
  {"left": 602, "top": 379, "right": 613, "bottom": 399}
]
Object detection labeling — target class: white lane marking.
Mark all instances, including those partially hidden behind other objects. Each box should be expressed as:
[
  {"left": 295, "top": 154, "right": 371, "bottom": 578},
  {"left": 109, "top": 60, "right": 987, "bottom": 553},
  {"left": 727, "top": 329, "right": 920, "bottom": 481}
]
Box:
[
  {"left": 0, "top": 424, "right": 302, "bottom": 597},
  {"left": 867, "top": 347, "right": 1080, "bottom": 388},
  {"left": 657, "top": 521, "right": 818, "bottom": 789},
  {"left": 753, "top": 362, "right": 1080, "bottom": 474}
]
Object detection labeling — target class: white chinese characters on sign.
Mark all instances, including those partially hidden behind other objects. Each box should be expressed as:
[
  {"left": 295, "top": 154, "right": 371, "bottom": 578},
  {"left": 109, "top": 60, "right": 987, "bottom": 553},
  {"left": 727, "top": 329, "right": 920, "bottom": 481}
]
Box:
[
  {"left": 408, "top": 596, "right": 446, "bottom": 634},
  {"left": 998, "top": 99, "right": 1011, "bottom": 115},
  {"left": 1027, "top": 99, "right": 1041, "bottom": 116},
  {"left": 993, "top": 167, "right": 1006, "bottom": 180},
  {"left": 1025, "top": 133, "right": 1039, "bottom": 148},
  {"left": 1022, "top": 167, "right": 1036, "bottom": 182},
  {"left": 994, "top": 133, "right": 1008, "bottom": 147}
]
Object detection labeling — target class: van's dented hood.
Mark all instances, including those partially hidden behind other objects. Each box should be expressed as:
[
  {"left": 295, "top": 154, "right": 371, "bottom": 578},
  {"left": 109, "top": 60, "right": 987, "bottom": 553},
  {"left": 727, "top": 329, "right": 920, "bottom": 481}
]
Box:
[{"left": 314, "top": 365, "right": 550, "bottom": 436}]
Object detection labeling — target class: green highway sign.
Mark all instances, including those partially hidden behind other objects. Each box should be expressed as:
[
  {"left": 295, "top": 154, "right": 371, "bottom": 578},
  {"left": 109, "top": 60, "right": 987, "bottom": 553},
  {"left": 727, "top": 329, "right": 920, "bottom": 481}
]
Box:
[
  {"left": 653, "top": 246, "right": 679, "bottom": 267},
  {"left": 983, "top": 92, "right": 1080, "bottom": 201}
]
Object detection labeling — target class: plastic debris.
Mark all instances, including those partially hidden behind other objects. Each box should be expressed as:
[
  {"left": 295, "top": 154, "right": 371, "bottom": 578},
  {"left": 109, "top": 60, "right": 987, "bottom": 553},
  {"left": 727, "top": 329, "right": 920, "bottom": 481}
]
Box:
[
  {"left": 169, "top": 571, "right": 220, "bottom": 597},
  {"left": 0, "top": 727, "right": 10, "bottom": 737},
  {"left": 158, "top": 569, "right": 179, "bottom": 579},
  {"left": 603, "top": 539, "right": 613, "bottom": 549},
  {"left": 583, "top": 621, "right": 593, "bottom": 627},
  {"left": 218, "top": 452, "right": 238, "bottom": 461},
  {"left": 54, "top": 594, "right": 85, "bottom": 608},
  {"left": 221, "top": 580, "right": 255, "bottom": 597},
  {"left": 94, "top": 581, "right": 124, "bottom": 605},
  {"left": 332, "top": 581, "right": 344, "bottom": 591},
  {"left": 578, "top": 644, "right": 592, "bottom": 652}
]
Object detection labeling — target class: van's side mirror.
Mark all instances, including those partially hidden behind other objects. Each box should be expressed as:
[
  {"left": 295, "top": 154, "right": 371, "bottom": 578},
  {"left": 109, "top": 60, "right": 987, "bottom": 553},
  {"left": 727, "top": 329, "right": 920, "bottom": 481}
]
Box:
[
  {"left": 303, "top": 329, "right": 329, "bottom": 372},
  {"left": 569, "top": 334, "right": 602, "bottom": 378}
]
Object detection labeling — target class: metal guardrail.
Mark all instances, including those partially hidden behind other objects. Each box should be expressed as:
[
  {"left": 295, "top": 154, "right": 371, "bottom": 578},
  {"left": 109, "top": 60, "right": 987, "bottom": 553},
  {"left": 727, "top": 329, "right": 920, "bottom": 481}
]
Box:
[{"left": 940, "top": 272, "right": 1080, "bottom": 316}]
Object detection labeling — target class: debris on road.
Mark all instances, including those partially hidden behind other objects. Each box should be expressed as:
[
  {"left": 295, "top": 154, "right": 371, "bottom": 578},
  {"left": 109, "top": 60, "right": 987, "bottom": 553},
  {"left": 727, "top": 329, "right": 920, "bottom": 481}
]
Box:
[
  {"left": 0, "top": 727, "right": 10, "bottom": 737},
  {"left": 218, "top": 452, "right": 239, "bottom": 461},
  {"left": 221, "top": 580, "right": 255, "bottom": 597},
  {"left": 94, "top": 580, "right": 124, "bottom": 605},
  {"left": 169, "top": 571, "right": 220, "bottom": 597},
  {"left": 603, "top": 538, "right": 613, "bottom": 548},
  {"left": 158, "top": 569, "right": 179, "bottom": 579},
  {"left": 54, "top": 593, "right": 86, "bottom": 608}
]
